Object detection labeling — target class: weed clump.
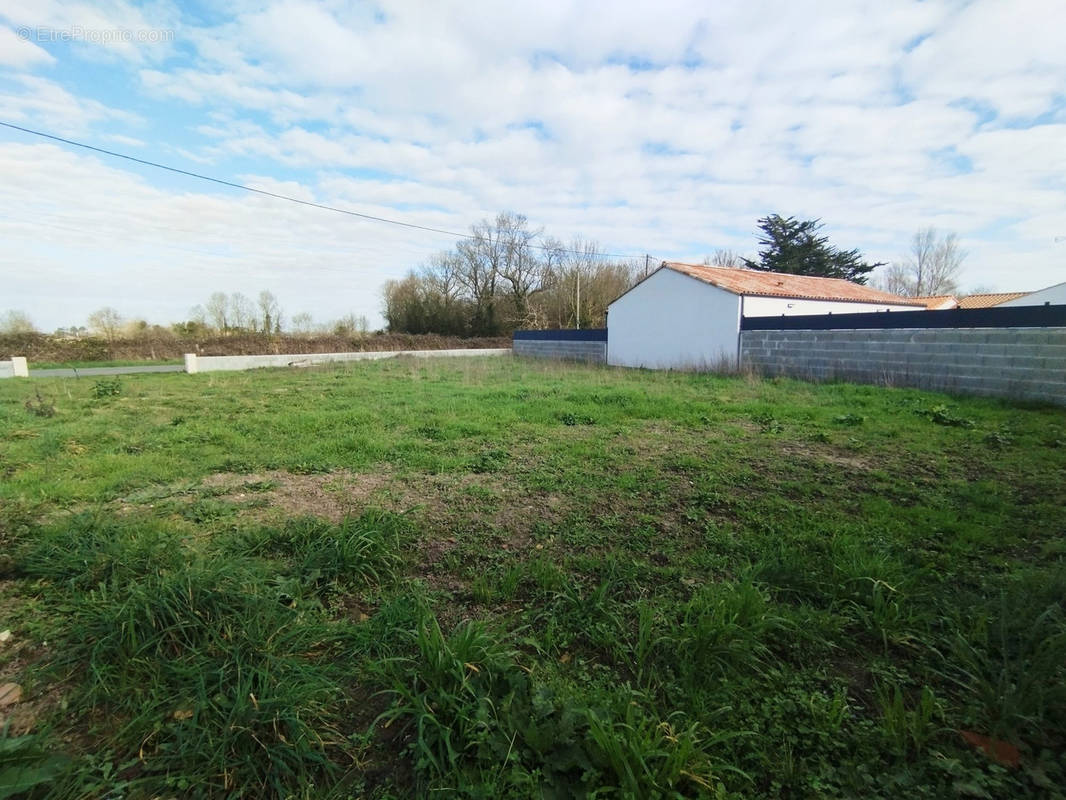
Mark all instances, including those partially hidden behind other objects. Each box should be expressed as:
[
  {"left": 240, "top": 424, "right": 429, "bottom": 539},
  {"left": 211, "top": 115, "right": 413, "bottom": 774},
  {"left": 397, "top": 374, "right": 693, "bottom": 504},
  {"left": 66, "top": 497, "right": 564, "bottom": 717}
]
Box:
[
  {"left": 915, "top": 404, "right": 975, "bottom": 428},
  {"left": 469, "top": 448, "right": 507, "bottom": 473},
  {"left": 752, "top": 412, "right": 783, "bottom": 433},
  {"left": 23, "top": 389, "right": 55, "bottom": 418},
  {"left": 91, "top": 378, "right": 121, "bottom": 399},
  {"left": 834, "top": 413, "right": 865, "bottom": 426}
]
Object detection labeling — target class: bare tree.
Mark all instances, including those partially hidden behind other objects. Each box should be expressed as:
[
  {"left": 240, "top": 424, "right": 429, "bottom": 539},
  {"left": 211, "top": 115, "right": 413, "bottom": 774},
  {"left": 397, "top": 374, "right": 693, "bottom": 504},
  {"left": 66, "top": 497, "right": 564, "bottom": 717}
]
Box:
[
  {"left": 290, "top": 312, "right": 314, "bottom": 335},
  {"left": 703, "top": 249, "right": 744, "bottom": 268},
  {"left": 378, "top": 210, "right": 639, "bottom": 334},
  {"left": 421, "top": 251, "right": 463, "bottom": 306},
  {"left": 87, "top": 307, "right": 123, "bottom": 342},
  {"left": 535, "top": 238, "right": 635, "bottom": 329},
  {"left": 455, "top": 214, "right": 509, "bottom": 335},
  {"left": 492, "top": 212, "right": 543, "bottom": 323},
  {"left": 229, "top": 292, "right": 256, "bottom": 331},
  {"left": 257, "top": 290, "right": 282, "bottom": 334},
  {"left": 0, "top": 309, "right": 36, "bottom": 334},
  {"left": 205, "top": 292, "right": 229, "bottom": 332},
  {"left": 333, "top": 313, "right": 369, "bottom": 336},
  {"left": 882, "top": 228, "right": 966, "bottom": 297}
]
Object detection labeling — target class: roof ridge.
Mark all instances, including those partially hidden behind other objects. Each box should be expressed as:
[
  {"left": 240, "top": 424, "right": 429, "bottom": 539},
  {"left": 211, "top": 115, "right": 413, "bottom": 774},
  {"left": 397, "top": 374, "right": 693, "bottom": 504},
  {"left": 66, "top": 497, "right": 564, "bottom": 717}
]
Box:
[{"left": 661, "top": 262, "right": 926, "bottom": 307}]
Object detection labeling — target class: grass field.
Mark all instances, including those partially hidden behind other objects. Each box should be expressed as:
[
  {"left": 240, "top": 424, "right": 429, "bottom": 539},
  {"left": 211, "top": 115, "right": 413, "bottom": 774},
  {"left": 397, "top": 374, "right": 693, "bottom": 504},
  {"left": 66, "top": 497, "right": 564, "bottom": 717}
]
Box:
[{"left": 1, "top": 357, "right": 1064, "bottom": 798}]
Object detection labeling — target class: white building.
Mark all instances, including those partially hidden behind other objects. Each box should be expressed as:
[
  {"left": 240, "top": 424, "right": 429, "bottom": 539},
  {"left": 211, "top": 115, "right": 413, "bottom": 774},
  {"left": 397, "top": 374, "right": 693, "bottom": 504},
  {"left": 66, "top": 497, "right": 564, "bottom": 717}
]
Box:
[
  {"left": 606, "top": 262, "right": 924, "bottom": 370},
  {"left": 997, "top": 281, "right": 1066, "bottom": 308}
]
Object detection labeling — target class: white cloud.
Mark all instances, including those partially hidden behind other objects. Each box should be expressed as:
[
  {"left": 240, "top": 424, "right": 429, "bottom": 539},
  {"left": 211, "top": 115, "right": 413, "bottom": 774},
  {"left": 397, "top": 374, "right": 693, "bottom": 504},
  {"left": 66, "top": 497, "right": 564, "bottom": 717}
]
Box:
[
  {"left": 0, "top": 74, "right": 141, "bottom": 133},
  {"left": 0, "top": 26, "right": 56, "bottom": 67}
]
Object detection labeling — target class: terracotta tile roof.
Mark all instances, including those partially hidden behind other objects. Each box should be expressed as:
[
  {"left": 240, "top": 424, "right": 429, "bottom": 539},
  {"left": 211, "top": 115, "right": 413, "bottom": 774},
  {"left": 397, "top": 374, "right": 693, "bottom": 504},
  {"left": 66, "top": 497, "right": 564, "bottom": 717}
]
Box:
[
  {"left": 957, "top": 292, "right": 1029, "bottom": 309},
  {"left": 662, "top": 262, "right": 927, "bottom": 306},
  {"left": 914, "top": 295, "right": 959, "bottom": 310}
]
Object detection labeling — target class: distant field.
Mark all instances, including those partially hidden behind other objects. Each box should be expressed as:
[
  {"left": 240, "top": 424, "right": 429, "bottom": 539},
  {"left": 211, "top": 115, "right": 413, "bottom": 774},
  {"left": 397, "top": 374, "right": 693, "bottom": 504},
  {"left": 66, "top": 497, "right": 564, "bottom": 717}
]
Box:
[{"left": 1, "top": 358, "right": 1063, "bottom": 798}]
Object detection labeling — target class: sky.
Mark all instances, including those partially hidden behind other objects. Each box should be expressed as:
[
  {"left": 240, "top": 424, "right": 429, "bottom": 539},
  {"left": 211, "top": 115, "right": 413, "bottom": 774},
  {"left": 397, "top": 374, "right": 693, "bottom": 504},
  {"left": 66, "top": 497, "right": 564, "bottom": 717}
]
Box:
[{"left": 1, "top": 0, "right": 1064, "bottom": 331}]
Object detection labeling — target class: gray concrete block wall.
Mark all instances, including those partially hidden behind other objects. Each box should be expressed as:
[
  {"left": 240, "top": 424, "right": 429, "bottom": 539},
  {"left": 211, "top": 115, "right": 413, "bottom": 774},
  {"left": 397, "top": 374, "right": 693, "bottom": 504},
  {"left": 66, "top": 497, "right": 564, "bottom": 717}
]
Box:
[
  {"left": 741, "top": 327, "right": 1066, "bottom": 405},
  {"left": 513, "top": 339, "right": 606, "bottom": 363}
]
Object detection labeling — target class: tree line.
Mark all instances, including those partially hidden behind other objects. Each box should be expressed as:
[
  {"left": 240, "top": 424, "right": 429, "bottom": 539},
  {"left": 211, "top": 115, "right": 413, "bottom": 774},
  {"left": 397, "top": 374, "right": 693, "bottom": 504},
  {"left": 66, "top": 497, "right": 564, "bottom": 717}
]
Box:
[
  {"left": 382, "top": 212, "right": 644, "bottom": 336},
  {"left": 0, "top": 292, "right": 369, "bottom": 340}
]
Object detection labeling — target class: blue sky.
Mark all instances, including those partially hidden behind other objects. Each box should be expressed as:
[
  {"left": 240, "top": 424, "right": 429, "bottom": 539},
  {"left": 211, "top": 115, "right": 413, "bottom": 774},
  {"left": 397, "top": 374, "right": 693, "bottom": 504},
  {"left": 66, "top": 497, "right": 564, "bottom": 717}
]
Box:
[{"left": 1, "top": 0, "right": 1064, "bottom": 330}]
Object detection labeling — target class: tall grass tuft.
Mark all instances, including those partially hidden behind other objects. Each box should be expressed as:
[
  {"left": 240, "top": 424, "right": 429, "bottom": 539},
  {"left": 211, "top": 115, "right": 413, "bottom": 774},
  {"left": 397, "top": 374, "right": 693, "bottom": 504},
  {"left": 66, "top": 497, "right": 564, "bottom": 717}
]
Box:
[
  {"left": 13, "top": 512, "right": 184, "bottom": 589},
  {"left": 662, "top": 581, "right": 790, "bottom": 704},
  {"left": 65, "top": 559, "right": 348, "bottom": 796},
  {"left": 379, "top": 617, "right": 522, "bottom": 778},
  {"left": 940, "top": 581, "right": 1066, "bottom": 742},
  {"left": 231, "top": 512, "right": 405, "bottom": 597}
]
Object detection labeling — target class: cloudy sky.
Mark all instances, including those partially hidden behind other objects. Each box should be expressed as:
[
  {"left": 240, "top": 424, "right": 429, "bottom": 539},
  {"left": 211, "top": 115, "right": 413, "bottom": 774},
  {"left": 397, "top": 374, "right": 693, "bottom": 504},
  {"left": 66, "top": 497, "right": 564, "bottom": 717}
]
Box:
[{"left": 1, "top": 0, "right": 1064, "bottom": 330}]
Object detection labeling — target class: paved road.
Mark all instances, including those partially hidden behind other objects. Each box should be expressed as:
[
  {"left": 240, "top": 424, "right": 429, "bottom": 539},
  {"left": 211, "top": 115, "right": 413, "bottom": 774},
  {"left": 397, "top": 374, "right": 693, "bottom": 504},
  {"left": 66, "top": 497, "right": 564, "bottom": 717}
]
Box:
[{"left": 29, "top": 365, "right": 185, "bottom": 378}]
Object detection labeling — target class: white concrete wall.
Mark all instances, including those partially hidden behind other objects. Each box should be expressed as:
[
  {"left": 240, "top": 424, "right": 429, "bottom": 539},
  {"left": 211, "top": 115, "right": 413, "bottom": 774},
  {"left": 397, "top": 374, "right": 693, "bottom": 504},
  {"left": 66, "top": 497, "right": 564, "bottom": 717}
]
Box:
[
  {"left": 189, "top": 348, "right": 510, "bottom": 373},
  {"left": 607, "top": 269, "right": 741, "bottom": 369},
  {"left": 743, "top": 296, "right": 919, "bottom": 317},
  {"left": 0, "top": 360, "right": 14, "bottom": 379},
  {"left": 998, "top": 282, "right": 1066, "bottom": 307}
]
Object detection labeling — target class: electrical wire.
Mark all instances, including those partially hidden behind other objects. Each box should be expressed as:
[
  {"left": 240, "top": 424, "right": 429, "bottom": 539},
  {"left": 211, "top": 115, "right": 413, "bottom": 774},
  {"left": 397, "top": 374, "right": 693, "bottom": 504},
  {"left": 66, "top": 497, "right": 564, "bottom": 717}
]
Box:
[{"left": 0, "top": 121, "right": 641, "bottom": 259}]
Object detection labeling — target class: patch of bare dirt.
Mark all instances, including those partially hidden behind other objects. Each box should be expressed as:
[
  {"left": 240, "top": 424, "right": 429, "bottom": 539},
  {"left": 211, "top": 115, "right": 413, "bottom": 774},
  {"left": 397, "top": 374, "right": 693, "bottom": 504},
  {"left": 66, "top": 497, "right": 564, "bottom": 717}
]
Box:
[
  {"left": 777, "top": 441, "right": 873, "bottom": 471},
  {"left": 0, "top": 587, "right": 63, "bottom": 735},
  {"left": 201, "top": 470, "right": 398, "bottom": 522},
  {"left": 201, "top": 469, "right": 573, "bottom": 562}
]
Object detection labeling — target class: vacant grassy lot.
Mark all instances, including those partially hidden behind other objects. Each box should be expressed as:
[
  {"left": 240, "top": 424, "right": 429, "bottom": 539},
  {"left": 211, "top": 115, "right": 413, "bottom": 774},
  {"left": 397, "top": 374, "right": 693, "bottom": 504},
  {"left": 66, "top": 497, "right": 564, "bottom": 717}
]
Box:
[{"left": 1, "top": 357, "right": 1063, "bottom": 798}]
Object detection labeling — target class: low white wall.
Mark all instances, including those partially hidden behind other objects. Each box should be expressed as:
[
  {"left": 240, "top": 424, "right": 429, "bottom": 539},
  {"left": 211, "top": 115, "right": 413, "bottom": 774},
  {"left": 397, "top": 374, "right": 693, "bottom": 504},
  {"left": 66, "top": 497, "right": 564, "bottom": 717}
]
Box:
[
  {"left": 186, "top": 348, "right": 511, "bottom": 373},
  {"left": 0, "top": 360, "right": 14, "bottom": 379}
]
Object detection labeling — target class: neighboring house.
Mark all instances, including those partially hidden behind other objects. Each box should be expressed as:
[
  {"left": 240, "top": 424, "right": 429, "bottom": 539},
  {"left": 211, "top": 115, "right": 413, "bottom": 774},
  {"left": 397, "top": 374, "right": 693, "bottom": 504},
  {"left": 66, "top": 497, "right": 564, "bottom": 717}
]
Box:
[
  {"left": 957, "top": 292, "right": 1030, "bottom": 309},
  {"left": 606, "top": 262, "right": 924, "bottom": 370},
  {"left": 997, "top": 281, "right": 1066, "bottom": 308},
  {"left": 915, "top": 295, "right": 959, "bottom": 310}
]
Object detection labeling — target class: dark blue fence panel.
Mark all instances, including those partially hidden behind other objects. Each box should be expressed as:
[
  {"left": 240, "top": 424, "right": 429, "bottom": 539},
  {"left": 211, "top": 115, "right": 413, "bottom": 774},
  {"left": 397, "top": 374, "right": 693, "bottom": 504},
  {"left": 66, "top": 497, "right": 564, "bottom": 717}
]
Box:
[
  {"left": 513, "top": 328, "right": 607, "bottom": 341},
  {"left": 741, "top": 304, "right": 1066, "bottom": 331}
]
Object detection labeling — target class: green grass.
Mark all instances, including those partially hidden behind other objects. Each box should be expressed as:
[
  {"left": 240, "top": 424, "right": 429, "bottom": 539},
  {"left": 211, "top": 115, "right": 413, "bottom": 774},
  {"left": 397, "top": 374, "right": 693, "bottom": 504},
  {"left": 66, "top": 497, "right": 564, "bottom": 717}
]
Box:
[{"left": 1, "top": 357, "right": 1064, "bottom": 798}]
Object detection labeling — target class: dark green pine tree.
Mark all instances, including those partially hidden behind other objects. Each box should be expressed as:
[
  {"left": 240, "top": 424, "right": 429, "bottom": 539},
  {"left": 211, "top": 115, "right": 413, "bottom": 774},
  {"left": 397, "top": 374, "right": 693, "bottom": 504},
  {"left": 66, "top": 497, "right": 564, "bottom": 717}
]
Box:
[{"left": 742, "top": 215, "right": 883, "bottom": 284}]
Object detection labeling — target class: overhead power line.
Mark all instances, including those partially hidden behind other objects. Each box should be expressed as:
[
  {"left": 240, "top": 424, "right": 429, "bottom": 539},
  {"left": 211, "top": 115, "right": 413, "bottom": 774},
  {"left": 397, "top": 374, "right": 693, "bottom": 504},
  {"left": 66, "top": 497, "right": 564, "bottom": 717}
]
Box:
[{"left": 0, "top": 121, "right": 638, "bottom": 259}]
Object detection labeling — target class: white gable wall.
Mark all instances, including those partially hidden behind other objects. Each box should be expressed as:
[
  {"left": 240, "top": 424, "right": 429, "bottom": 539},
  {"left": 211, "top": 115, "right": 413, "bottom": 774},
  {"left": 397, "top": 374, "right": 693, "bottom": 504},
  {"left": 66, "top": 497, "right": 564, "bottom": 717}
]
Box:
[
  {"left": 607, "top": 269, "right": 741, "bottom": 369},
  {"left": 998, "top": 282, "right": 1066, "bottom": 307},
  {"left": 743, "top": 296, "right": 919, "bottom": 316}
]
